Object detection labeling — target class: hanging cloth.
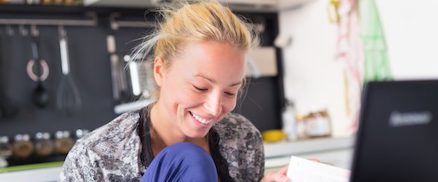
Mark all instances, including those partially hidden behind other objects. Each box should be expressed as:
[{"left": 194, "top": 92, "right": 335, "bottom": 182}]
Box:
[
  {"left": 359, "top": 0, "right": 393, "bottom": 81},
  {"left": 331, "top": 0, "right": 363, "bottom": 134}
]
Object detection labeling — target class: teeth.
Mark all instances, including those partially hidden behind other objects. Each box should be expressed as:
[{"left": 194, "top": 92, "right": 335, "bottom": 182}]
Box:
[{"left": 192, "top": 113, "right": 212, "bottom": 125}]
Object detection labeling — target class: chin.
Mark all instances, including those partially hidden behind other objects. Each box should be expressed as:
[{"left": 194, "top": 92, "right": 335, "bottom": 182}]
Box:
[
  {"left": 185, "top": 123, "right": 213, "bottom": 139},
  {"left": 184, "top": 124, "right": 212, "bottom": 138},
  {"left": 186, "top": 132, "right": 210, "bottom": 139}
]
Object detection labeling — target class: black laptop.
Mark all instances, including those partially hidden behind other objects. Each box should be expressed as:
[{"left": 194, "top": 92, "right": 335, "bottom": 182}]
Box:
[{"left": 350, "top": 80, "right": 438, "bottom": 182}]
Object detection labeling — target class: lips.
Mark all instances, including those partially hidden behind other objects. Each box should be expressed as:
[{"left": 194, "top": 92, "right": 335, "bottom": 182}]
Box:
[{"left": 189, "top": 111, "right": 214, "bottom": 126}]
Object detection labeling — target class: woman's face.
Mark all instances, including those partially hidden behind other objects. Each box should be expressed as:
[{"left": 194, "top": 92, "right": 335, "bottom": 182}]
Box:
[{"left": 154, "top": 41, "right": 245, "bottom": 139}]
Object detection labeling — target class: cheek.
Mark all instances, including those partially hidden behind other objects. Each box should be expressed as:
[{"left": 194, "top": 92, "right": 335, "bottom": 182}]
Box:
[
  {"left": 161, "top": 79, "right": 189, "bottom": 113},
  {"left": 175, "top": 87, "right": 205, "bottom": 107},
  {"left": 222, "top": 98, "right": 237, "bottom": 114}
]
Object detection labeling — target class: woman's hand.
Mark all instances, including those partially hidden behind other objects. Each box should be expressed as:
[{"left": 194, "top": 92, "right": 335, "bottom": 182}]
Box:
[{"left": 261, "top": 166, "right": 290, "bottom": 182}]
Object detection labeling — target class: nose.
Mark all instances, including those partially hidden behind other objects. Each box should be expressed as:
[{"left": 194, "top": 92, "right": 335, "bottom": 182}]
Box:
[{"left": 204, "top": 91, "right": 222, "bottom": 117}]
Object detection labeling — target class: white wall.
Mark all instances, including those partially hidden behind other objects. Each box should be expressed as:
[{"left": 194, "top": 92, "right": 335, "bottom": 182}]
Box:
[
  {"left": 279, "top": 0, "right": 350, "bottom": 137},
  {"left": 279, "top": 0, "right": 438, "bottom": 136},
  {"left": 377, "top": 0, "right": 438, "bottom": 79}
]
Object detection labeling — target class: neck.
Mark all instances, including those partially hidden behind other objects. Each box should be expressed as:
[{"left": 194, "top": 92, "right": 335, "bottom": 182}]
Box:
[{"left": 149, "top": 102, "right": 208, "bottom": 155}]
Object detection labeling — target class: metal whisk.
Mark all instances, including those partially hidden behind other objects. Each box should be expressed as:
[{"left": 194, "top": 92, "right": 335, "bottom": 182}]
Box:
[{"left": 56, "top": 26, "right": 81, "bottom": 115}]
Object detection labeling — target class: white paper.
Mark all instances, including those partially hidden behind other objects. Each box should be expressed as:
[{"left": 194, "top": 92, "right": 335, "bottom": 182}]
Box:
[{"left": 287, "top": 156, "right": 350, "bottom": 182}]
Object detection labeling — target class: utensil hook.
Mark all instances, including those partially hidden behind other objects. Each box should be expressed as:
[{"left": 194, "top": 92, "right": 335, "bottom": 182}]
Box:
[
  {"left": 58, "top": 25, "right": 66, "bottom": 38},
  {"left": 109, "top": 13, "right": 121, "bottom": 30},
  {"left": 6, "top": 24, "right": 14, "bottom": 36},
  {"left": 30, "top": 24, "right": 39, "bottom": 37},
  {"left": 19, "top": 24, "right": 28, "bottom": 36}
]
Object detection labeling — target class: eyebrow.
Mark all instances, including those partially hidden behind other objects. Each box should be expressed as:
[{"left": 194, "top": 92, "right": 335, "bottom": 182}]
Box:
[{"left": 195, "top": 74, "right": 242, "bottom": 87}]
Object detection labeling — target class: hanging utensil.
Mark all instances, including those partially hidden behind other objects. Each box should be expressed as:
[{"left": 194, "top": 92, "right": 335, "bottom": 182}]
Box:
[
  {"left": 56, "top": 26, "right": 81, "bottom": 115},
  {"left": 107, "top": 33, "right": 130, "bottom": 104},
  {"left": 124, "top": 54, "right": 153, "bottom": 99},
  {"left": 108, "top": 14, "right": 131, "bottom": 104},
  {"left": 26, "top": 25, "right": 50, "bottom": 108},
  {"left": 107, "top": 34, "right": 121, "bottom": 102}
]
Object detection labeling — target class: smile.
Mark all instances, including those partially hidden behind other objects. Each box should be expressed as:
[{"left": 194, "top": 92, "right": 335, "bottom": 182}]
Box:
[{"left": 189, "top": 111, "right": 213, "bottom": 125}]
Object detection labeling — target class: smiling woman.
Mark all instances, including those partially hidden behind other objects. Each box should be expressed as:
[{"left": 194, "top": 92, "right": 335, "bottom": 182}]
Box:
[
  {"left": 152, "top": 40, "right": 246, "bottom": 139},
  {"left": 59, "top": 0, "right": 288, "bottom": 182}
]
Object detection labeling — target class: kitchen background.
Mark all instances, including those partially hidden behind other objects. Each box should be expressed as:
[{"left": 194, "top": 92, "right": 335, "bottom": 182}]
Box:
[
  {"left": 1, "top": 0, "right": 438, "bottom": 181},
  {"left": 280, "top": 0, "right": 438, "bottom": 137},
  {"left": 0, "top": 0, "right": 285, "bottom": 167}
]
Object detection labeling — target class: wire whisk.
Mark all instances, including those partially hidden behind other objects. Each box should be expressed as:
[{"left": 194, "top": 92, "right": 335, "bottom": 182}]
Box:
[{"left": 56, "top": 26, "right": 81, "bottom": 115}]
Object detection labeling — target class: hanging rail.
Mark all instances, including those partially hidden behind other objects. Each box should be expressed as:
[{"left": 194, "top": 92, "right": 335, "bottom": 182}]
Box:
[
  {"left": 0, "top": 13, "right": 97, "bottom": 27},
  {"left": 109, "top": 13, "right": 156, "bottom": 30},
  {"left": 111, "top": 20, "right": 156, "bottom": 29}
]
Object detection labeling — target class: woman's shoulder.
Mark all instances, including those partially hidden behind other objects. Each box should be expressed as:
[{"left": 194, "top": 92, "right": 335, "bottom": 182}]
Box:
[
  {"left": 214, "top": 113, "right": 260, "bottom": 136},
  {"left": 213, "top": 113, "right": 265, "bottom": 181},
  {"left": 61, "top": 111, "right": 143, "bottom": 181},
  {"left": 78, "top": 111, "right": 140, "bottom": 146},
  {"left": 213, "top": 113, "right": 262, "bottom": 146},
  {"left": 67, "top": 111, "right": 142, "bottom": 160}
]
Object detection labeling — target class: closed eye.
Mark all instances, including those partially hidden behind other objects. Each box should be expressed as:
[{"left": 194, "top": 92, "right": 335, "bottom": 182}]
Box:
[
  {"left": 193, "top": 85, "right": 208, "bottom": 92},
  {"left": 224, "top": 91, "right": 237, "bottom": 96}
]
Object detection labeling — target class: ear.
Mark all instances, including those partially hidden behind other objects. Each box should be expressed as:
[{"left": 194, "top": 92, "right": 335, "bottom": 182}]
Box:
[{"left": 153, "top": 57, "right": 165, "bottom": 87}]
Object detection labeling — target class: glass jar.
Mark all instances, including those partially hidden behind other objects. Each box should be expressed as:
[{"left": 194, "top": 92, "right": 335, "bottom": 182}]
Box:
[
  {"left": 12, "top": 134, "right": 34, "bottom": 158},
  {"left": 54, "top": 131, "right": 75, "bottom": 155},
  {"left": 305, "top": 110, "right": 332, "bottom": 138},
  {"left": 34, "top": 132, "right": 54, "bottom": 157}
]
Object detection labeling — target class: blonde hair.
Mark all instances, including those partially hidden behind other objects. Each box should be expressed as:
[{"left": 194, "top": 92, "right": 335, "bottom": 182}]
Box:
[{"left": 133, "top": 0, "right": 258, "bottom": 99}]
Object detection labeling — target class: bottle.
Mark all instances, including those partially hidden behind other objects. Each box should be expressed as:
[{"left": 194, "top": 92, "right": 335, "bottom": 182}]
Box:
[
  {"left": 295, "top": 113, "right": 308, "bottom": 139},
  {"left": 282, "top": 100, "right": 297, "bottom": 141}
]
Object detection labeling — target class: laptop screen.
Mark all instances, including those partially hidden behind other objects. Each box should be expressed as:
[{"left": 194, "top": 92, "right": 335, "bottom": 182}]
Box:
[{"left": 350, "top": 80, "right": 438, "bottom": 182}]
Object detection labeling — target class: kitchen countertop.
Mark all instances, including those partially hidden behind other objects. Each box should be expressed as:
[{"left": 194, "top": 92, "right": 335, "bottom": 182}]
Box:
[
  {"left": 265, "top": 136, "right": 354, "bottom": 158},
  {"left": 0, "top": 164, "right": 62, "bottom": 182},
  {"left": 264, "top": 136, "right": 355, "bottom": 171},
  {"left": 0, "top": 136, "right": 355, "bottom": 181}
]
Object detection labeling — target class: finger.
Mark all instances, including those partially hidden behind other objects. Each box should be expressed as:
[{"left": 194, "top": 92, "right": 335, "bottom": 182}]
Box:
[
  {"left": 308, "top": 158, "right": 321, "bottom": 163},
  {"left": 278, "top": 165, "right": 288, "bottom": 175},
  {"left": 275, "top": 175, "right": 290, "bottom": 182},
  {"left": 279, "top": 176, "right": 291, "bottom": 182}
]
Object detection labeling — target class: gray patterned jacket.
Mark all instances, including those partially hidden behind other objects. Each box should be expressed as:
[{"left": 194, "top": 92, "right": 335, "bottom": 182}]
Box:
[{"left": 59, "top": 111, "right": 264, "bottom": 182}]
